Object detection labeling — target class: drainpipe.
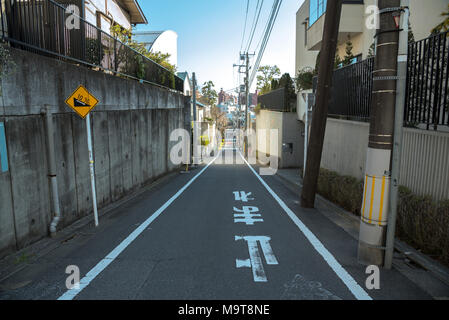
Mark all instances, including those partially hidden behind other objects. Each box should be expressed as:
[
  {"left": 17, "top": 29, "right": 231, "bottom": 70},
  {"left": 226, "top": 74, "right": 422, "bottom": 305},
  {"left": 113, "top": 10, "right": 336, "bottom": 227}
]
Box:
[{"left": 41, "top": 105, "right": 61, "bottom": 236}]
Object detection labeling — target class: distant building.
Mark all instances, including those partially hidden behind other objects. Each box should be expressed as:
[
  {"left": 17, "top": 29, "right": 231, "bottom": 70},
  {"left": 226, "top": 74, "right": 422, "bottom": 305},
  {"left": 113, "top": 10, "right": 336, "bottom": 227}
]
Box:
[
  {"left": 218, "top": 88, "right": 238, "bottom": 105},
  {"left": 177, "top": 72, "right": 192, "bottom": 96},
  {"left": 134, "top": 30, "right": 178, "bottom": 66},
  {"left": 238, "top": 92, "right": 258, "bottom": 107}
]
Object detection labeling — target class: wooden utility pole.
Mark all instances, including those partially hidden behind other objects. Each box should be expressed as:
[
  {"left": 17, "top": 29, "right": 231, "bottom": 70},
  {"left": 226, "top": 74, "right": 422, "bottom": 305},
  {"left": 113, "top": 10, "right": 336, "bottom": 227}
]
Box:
[
  {"left": 301, "top": 0, "right": 343, "bottom": 208},
  {"left": 358, "top": 0, "right": 401, "bottom": 266},
  {"left": 245, "top": 52, "right": 250, "bottom": 158}
]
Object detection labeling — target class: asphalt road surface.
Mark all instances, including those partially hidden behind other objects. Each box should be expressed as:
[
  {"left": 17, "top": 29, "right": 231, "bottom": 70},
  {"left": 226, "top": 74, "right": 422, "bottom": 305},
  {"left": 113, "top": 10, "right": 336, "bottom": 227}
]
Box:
[{"left": 0, "top": 141, "right": 432, "bottom": 300}]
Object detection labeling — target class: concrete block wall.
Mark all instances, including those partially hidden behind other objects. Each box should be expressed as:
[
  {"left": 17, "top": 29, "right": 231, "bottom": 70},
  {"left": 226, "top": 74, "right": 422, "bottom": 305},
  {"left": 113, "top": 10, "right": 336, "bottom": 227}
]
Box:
[
  {"left": 321, "top": 118, "right": 449, "bottom": 202},
  {"left": 0, "top": 47, "right": 189, "bottom": 258},
  {"left": 255, "top": 110, "right": 305, "bottom": 169}
]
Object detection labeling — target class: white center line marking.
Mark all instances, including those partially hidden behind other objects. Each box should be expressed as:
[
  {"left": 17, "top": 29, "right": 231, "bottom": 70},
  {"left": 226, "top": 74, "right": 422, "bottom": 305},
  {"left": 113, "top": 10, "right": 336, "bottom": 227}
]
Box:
[
  {"left": 58, "top": 154, "right": 219, "bottom": 300},
  {"left": 238, "top": 151, "right": 372, "bottom": 300}
]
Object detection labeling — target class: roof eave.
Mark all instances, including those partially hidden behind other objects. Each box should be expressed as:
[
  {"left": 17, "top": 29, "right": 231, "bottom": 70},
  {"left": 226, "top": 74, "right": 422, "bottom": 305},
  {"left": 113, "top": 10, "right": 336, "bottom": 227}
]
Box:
[{"left": 122, "top": 0, "right": 148, "bottom": 25}]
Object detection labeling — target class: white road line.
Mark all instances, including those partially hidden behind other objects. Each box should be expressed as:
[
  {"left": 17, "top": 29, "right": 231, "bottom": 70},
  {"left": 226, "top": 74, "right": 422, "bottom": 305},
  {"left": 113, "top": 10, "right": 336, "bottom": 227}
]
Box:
[
  {"left": 239, "top": 152, "right": 372, "bottom": 300},
  {"left": 58, "top": 155, "right": 219, "bottom": 300}
]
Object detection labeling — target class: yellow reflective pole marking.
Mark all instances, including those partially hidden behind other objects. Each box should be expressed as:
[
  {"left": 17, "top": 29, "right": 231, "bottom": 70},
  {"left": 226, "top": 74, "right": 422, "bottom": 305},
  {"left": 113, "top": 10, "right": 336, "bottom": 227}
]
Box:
[
  {"left": 378, "top": 176, "right": 386, "bottom": 225},
  {"left": 368, "top": 176, "right": 376, "bottom": 223}
]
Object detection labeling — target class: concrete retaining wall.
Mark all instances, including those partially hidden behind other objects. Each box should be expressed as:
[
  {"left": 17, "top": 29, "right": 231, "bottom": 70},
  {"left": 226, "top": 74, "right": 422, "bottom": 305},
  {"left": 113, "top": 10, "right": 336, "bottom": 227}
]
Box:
[
  {"left": 321, "top": 118, "right": 449, "bottom": 201},
  {"left": 255, "top": 110, "right": 304, "bottom": 169},
  {"left": 0, "top": 47, "right": 190, "bottom": 258}
]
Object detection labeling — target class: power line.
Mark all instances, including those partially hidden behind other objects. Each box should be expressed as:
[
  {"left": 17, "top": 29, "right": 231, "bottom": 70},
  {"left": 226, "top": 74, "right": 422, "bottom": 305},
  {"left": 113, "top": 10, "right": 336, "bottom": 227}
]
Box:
[
  {"left": 249, "top": 0, "right": 282, "bottom": 89},
  {"left": 240, "top": 0, "right": 251, "bottom": 52},
  {"left": 245, "top": 0, "right": 265, "bottom": 52},
  {"left": 255, "top": 0, "right": 278, "bottom": 52}
]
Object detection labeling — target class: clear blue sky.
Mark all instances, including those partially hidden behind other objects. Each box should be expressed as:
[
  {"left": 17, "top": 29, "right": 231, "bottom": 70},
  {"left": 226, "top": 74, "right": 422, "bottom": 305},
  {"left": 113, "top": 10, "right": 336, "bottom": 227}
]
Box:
[{"left": 135, "top": 0, "right": 304, "bottom": 92}]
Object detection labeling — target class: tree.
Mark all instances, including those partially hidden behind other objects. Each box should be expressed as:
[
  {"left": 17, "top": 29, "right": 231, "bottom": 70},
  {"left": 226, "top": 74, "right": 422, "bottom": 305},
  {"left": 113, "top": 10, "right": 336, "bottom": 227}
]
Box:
[
  {"left": 315, "top": 51, "right": 342, "bottom": 72},
  {"left": 278, "top": 73, "right": 296, "bottom": 112},
  {"left": 146, "top": 51, "right": 176, "bottom": 73},
  {"left": 210, "top": 105, "right": 229, "bottom": 133},
  {"left": 256, "top": 65, "right": 281, "bottom": 95},
  {"left": 432, "top": 4, "right": 449, "bottom": 34},
  {"left": 295, "top": 67, "right": 314, "bottom": 92},
  {"left": 110, "top": 25, "right": 176, "bottom": 74},
  {"left": 342, "top": 39, "right": 354, "bottom": 66},
  {"left": 198, "top": 81, "right": 218, "bottom": 106}
]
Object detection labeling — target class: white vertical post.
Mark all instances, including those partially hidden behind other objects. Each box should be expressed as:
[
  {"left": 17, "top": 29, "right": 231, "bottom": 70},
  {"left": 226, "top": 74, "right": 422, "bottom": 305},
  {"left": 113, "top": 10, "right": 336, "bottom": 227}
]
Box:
[
  {"left": 384, "top": 0, "right": 409, "bottom": 269},
  {"left": 303, "top": 94, "right": 309, "bottom": 178},
  {"left": 86, "top": 113, "right": 99, "bottom": 227}
]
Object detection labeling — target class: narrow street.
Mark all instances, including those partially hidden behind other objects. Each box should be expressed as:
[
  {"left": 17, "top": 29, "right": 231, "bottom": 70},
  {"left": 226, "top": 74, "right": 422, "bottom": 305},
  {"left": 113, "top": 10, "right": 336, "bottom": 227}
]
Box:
[{"left": 0, "top": 140, "right": 431, "bottom": 300}]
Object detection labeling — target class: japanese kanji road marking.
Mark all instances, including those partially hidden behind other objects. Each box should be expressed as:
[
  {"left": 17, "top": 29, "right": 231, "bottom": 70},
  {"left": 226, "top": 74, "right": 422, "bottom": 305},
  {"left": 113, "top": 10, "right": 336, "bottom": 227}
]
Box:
[
  {"left": 233, "top": 206, "right": 263, "bottom": 225},
  {"left": 238, "top": 151, "right": 372, "bottom": 300},
  {"left": 235, "top": 236, "right": 279, "bottom": 282},
  {"left": 233, "top": 191, "right": 254, "bottom": 202}
]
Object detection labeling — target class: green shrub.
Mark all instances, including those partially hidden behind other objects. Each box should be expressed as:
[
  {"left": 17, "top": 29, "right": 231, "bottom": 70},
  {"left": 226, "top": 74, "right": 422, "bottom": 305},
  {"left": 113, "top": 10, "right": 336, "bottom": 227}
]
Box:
[
  {"left": 316, "top": 168, "right": 449, "bottom": 266},
  {"left": 317, "top": 168, "right": 363, "bottom": 216},
  {"left": 85, "top": 38, "right": 105, "bottom": 65},
  {"left": 397, "top": 187, "right": 449, "bottom": 264}
]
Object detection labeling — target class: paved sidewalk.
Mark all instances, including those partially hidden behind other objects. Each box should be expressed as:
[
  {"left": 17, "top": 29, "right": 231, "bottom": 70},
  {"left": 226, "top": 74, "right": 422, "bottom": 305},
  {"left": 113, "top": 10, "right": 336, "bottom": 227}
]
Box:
[{"left": 275, "top": 168, "right": 449, "bottom": 300}]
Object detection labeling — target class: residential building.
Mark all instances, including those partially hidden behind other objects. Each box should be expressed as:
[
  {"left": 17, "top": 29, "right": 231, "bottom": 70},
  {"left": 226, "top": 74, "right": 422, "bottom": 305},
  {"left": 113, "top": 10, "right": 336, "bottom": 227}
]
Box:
[
  {"left": 195, "top": 101, "right": 208, "bottom": 123},
  {"left": 56, "top": 0, "right": 147, "bottom": 34},
  {"left": 296, "top": 0, "right": 449, "bottom": 73},
  {"left": 134, "top": 30, "right": 178, "bottom": 66},
  {"left": 218, "top": 89, "right": 237, "bottom": 105},
  {"left": 177, "top": 72, "right": 192, "bottom": 96}
]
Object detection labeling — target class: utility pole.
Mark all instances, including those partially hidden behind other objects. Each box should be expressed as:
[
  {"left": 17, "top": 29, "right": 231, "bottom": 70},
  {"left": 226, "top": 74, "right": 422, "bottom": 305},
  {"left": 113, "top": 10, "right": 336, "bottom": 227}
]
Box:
[
  {"left": 234, "top": 56, "right": 250, "bottom": 153},
  {"left": 301, "top": 0, "right": 343, "bottom": 208},
  {"left": 244, "top": 52, "right": 250, "bottom": 158},
  {"left": 358, "top": 0, "right": 402, "bottom": 266},
  {"left": 192, "top": 72, "right": 199, "bottom": 165}
]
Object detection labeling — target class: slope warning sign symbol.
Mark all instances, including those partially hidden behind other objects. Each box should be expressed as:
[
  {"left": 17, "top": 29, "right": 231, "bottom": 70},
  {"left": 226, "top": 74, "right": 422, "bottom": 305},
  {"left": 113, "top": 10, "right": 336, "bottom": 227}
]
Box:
[{"left": 65, "top": 85, "right": 99, "bottom": 119}]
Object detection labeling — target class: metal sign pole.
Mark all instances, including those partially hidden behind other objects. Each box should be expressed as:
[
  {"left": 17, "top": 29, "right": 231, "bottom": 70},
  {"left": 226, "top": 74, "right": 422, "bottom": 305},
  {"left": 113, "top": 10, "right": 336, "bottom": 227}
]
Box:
[
  {"left": 384, "top": 0, "right": 410, "bottom": 269},
  {"left": 86, "top": 113, "right": 99, "bottom": 227}
]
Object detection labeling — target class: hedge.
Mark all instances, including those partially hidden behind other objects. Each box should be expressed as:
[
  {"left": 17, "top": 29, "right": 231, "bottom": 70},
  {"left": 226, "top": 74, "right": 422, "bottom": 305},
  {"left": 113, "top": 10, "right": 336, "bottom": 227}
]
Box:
[{"left": 314, "top": 168, "right": 449, "bottom": 266}]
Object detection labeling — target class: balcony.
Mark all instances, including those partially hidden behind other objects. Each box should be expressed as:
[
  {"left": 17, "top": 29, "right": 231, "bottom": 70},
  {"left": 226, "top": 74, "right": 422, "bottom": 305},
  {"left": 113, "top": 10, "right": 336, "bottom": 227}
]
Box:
[{"left": 307, "top": 3, "right": 364, "bottom": 51}]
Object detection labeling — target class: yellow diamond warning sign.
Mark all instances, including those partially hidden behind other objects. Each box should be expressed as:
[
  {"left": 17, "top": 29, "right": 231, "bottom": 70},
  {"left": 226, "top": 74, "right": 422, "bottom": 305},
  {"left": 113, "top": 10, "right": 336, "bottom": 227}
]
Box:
[{"left": 65, "top": 85, "right": 99, "bottom": 119}]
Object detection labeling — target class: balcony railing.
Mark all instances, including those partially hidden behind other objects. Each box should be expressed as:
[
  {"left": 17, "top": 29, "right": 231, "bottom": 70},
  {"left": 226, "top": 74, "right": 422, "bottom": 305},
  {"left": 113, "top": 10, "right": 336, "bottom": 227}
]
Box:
[
  {"left": 0, "top": 0, "right": 184, "bottom": 92},
  {"left": 312, "top": 31, "right": 449, "bottom": 131}
]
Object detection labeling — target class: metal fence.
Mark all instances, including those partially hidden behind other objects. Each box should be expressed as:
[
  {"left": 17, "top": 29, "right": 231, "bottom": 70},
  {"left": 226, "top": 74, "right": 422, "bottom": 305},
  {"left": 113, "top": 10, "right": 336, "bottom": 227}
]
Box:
[
  {"left": 258, "top": 87, "right": 297, "bottom": 112},
  {"left": 405, "top": 31, "right": 449, "bottom": 130},
  {"left": 312, "top": 31, "right": 449, "bottom": 131},
  {"left": 330, "top": 58, "right": 373, "bottom": 121},
  {"left": 0, "top": 0, "right": 184, "bottom": 92},
  {"left": 312, "top": 58, "right": 374, "bottom": 121}
]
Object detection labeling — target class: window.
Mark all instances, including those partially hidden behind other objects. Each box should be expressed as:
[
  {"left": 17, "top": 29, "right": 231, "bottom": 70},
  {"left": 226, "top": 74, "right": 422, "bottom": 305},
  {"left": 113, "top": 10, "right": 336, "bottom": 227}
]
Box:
[
  {"left": 309, "top": 0, "right": 327, "bottom": 26},
  {"left": 303, "top": 20, "right": 308, "bottom": 46}
]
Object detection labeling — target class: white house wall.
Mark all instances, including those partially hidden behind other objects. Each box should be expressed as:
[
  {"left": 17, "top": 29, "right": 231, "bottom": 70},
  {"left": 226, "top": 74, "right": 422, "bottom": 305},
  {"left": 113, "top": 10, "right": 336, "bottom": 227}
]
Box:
[
  {"left": 150, "top": 30, "right": 178, "bottom": 66},
  {"left": 85, "top": 0, "right": 132, "bottom": 34}
]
